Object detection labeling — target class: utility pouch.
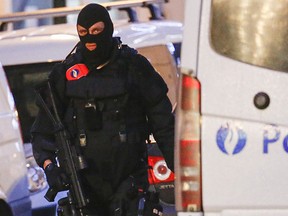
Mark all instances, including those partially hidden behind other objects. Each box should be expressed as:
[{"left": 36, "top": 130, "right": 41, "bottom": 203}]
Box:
[{"left": 84, "top": 101, "right": 102, "bottom": 131}]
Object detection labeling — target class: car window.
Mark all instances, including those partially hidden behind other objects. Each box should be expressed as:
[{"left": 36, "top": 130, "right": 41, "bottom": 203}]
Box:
[
  {"left": 211, "top": 0, "right": 288, "bottom": 72},
  {"left": 4, "top": 62, "right": 57, "bottom": 142}
]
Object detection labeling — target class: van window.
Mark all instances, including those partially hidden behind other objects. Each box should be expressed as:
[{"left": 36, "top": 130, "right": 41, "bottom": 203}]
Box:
[
  {"left": 211, "top": 0, "right": 288, "bottom": 72},
  {"left": 4, "top": 63, "right": 57, "bottom": 143}
]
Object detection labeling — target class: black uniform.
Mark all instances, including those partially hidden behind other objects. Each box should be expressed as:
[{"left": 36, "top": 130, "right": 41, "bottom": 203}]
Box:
[{"left": 31, "top": 3, "right": 174, "bottom": 216}]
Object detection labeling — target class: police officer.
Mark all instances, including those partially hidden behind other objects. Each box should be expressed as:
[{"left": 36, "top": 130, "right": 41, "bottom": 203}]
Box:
[{"left": 31, "top": 3, "right": 174, "bottom": 216}]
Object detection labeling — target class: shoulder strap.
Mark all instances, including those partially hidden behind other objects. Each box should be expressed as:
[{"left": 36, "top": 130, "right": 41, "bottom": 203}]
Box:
[
  {"left": 117, "top": 44, "right": 139, "bottom": 83},
  {"left": 62, "top": 42, "right": 83, "bottom": 69}
]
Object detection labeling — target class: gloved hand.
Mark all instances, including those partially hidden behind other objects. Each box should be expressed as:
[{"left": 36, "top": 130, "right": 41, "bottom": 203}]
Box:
[
  {"left": 143, "top": 192, "right": 163, "bottom": 216},
  {"left": 144, "top": 202, "right": 163, "bottom": 216},
  {"left": 44, "top": 163, "right": 69, "bottom": 192}
]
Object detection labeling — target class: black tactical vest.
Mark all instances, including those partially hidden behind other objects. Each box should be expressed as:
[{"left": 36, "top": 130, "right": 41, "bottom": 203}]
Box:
[{"left": 61, "top": 43, "right": 149, "bottom": 197}]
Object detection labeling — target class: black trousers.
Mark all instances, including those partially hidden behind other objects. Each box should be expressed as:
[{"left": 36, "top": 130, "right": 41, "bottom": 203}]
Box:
[{"left": 57, "top": 174, "right": 146, "bottom": 216}]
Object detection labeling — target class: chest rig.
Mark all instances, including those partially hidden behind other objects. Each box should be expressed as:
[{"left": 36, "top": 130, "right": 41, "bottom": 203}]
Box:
[
  {"left": 65, "top": 63, "right": 129, "bottom": 143},
  {"left": 62, "top": 45, "right": 149, "bottom": 186}
]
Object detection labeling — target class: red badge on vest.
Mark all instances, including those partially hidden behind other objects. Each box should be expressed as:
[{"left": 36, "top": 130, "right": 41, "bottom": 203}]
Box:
[{"left": 66, "top": 64, "right": 89, "bottom": 81}]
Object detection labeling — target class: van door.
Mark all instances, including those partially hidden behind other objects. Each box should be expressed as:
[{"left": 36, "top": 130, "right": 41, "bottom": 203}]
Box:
[
  {"left": 0, "top": 63, "right": 31, "bottom": 216},
  {"left": 176, "top": 0, "right": 288, "bottom": 215}
]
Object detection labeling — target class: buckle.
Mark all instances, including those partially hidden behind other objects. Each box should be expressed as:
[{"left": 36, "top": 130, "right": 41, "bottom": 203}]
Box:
[{"left": 79, "top": 132, "right": 87, "bottom": 147}]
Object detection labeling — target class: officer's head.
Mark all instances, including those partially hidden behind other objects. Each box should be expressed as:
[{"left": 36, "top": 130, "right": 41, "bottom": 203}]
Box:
[{"left": 77, "top": 3, "right": 114, "bottom": 64}]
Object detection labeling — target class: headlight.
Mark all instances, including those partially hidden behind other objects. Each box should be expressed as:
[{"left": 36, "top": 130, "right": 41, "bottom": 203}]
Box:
[{"left": 26, "top": 156, "right": 47, "bottom": 193}]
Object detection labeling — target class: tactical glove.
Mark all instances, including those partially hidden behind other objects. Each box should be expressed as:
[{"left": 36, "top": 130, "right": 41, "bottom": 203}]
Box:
[
  {"left": 143, "top": 192, "right": 163, "bottom": 216},
  {"left": 44, "top": 163, "right": 69, "bottom": 192}
]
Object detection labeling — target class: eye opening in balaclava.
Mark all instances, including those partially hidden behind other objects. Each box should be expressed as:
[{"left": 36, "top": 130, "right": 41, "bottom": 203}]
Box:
[{"left": 77, "top": 3, "right": 114, "bottom": 67}]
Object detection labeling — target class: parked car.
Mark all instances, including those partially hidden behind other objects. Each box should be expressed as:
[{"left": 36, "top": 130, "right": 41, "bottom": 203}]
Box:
[
  {"left": 0, "top": 0, "right": 182, "bottom": 214},
  {"left": 0, "top": 63, "right": 32, "bottom": 216},
  {"left": 175, "top": 0, "right": 288, "bottom": 215}
]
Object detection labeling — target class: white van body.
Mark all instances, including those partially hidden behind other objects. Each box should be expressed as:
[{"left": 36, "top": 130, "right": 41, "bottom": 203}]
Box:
[
  {"left": 175, "top": 0, "right": 288, "bottom": 216},
  {"left": 0, "top": 63, "right": 31, "bottom": 216}
]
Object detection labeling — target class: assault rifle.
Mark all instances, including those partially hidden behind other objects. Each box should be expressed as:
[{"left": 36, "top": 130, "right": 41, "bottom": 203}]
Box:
[{"left": 35, "top": 81, "right": 89, "bottom": 216}]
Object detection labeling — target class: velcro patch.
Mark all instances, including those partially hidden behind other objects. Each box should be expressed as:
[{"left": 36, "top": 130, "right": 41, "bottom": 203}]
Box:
[{"left": 66, "top": 64, "right": 89, "bottom": 81}]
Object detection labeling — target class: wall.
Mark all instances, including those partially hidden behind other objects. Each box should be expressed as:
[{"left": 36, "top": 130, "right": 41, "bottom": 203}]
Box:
[
  {"left": 164, "top": 0, "right": 184, "bottom": 22},
  {"left": 0, "top": 0, "right": 11, "bottom": 14},
  {"left": 82, "top": 0, "right": 185, "bottom": 23},
  {"left": 0, "top": 0, "right": 184, "bottom": 23}
]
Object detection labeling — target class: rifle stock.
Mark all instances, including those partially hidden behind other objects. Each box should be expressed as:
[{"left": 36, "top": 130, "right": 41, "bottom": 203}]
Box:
[{"left": 35, "top": 81, "right": 89, "bottom": 210}]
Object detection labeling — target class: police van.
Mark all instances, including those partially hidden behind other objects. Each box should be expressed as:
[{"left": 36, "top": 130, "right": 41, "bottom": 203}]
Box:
[
  {"left": 175, "top": 0, "right": 288, "bottom": 216},
  {"left": 0, "top": 63, "right": 32, "bottom": 216},
  {"left": 0, "top": 0, "right": 182, "bottom": 213}
]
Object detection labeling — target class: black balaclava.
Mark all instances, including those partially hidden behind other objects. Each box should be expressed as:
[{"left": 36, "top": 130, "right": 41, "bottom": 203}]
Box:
[{"left": 77, "top": 3, "right": 114, "bottom": 67}]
